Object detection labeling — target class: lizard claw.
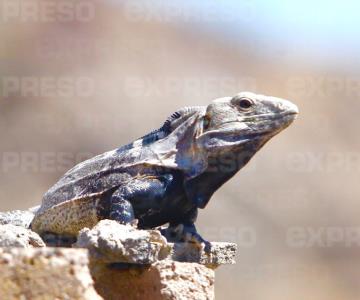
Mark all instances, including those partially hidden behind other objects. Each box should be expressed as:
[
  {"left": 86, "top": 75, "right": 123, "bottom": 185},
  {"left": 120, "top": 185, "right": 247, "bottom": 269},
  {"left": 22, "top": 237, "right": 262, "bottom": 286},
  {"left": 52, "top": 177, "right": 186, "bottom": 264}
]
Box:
[
  {"left": 186, "top": 231, "right": 211, "bottom": 253},
  {"left": 160, "top": 224, "right": 211, "bottom": 253},
  {"left": 203, "top": 241, "right": 212, "bottom": 253},
  {"left": 130, "top": 218, "right": 139, "bottom": 228}
]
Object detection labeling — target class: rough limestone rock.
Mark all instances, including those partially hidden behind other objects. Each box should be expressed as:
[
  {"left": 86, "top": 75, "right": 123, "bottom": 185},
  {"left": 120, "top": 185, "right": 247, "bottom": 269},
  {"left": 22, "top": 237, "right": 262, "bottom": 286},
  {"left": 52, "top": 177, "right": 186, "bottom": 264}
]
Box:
[
  {"left": 169, "top": 241, "right": 237, "bottom": 268},
  {"left": 91, "top": 260, "right": 214, "bottom": 300},
  {"left": 0, "top": 247, "right": 102, "bottom": 300},
  {"left": 0, "top": 224, "right": 45, "bottom": 247},
  {"left": 75, "top": 220, "right": 170, "bottom": 264},
  {"left": 0, "top": 210, "right": 35, "bottom": 228},
  {"left": 75, "top": 220, "right": 236, "bottom": 268},
  {"left": 0, "top": 217, "right": 234, "bottom": 299}
]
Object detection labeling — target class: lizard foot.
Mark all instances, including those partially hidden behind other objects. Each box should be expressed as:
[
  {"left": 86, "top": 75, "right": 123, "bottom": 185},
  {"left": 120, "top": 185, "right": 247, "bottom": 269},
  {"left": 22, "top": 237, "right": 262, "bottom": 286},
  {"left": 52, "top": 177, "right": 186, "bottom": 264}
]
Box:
[{"left": 160, "top": 224, "right": 211, "bottom": 253}]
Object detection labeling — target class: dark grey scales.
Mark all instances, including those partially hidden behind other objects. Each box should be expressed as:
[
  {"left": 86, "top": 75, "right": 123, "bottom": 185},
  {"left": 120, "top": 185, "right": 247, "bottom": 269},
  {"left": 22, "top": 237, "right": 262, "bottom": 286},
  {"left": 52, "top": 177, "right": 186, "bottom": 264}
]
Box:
[{"left": 31, "top": 92, "right": 298, "bottom": 251}]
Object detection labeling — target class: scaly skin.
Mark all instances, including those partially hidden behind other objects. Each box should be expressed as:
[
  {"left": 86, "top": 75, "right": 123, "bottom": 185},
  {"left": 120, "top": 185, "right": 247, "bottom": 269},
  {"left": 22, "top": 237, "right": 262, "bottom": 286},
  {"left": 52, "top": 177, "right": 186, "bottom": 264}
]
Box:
[{"left": 31, "top": 92, "right": 298, "bottom": 250}]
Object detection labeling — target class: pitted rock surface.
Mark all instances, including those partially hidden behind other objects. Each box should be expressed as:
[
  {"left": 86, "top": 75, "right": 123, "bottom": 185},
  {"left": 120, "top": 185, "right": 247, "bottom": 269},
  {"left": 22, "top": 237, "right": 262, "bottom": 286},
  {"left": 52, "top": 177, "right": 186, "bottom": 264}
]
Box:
[
  {"left": 169, "top": 241, "right": 237, "bottom": 268},
  {"left": 0, "top": 210, "right": 35, "bottom": 228},
  {"left": 0, "top": 247, "right": 102, "bottom": 300},
  {"left": 0, "top": 224, "right": 45, "bottom": 247},
  {"left": 75, "top": 220, "right": 237, "bottom": 267},
  {"left": 91, "top": 260, "right": 215, "bottom": 300},
  {"left": 75, "top": 220, "right": 170, "bottom": 264}
]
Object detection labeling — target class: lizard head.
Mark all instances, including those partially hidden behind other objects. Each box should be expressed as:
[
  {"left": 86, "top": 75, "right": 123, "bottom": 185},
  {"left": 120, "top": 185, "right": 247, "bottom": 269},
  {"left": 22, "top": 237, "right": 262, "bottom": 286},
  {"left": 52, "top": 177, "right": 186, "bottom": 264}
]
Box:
[
  {"left": 197, "top": 91, "right": 299, "bottom": 152},
  {"left": 145, "top": 91, "right": 298, "bottom": 180}
]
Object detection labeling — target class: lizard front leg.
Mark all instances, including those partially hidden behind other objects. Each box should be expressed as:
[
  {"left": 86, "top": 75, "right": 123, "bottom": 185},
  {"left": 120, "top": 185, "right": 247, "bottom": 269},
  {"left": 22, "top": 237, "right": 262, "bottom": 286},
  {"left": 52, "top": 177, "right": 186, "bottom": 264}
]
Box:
[
  {"left": 109, "top": 189, "right": 136, "bottom": 225},
  {"left": 108, "top": 174, "right": 173, "bottom": 226}
]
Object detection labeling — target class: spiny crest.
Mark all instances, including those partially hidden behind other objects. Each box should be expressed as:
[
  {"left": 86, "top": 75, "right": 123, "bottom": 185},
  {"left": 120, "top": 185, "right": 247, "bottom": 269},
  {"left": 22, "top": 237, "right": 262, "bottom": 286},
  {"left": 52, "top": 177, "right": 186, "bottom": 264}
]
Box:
[{"left": 140, "top": 106, "right": 204, "bottom": 146}]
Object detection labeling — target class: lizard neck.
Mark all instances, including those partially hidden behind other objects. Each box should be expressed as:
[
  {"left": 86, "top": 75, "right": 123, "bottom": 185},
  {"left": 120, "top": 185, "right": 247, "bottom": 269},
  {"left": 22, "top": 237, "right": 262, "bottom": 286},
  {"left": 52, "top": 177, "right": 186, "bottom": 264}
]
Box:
[{"left": 184, "top": 139, "right": 266, "bottom": 208}]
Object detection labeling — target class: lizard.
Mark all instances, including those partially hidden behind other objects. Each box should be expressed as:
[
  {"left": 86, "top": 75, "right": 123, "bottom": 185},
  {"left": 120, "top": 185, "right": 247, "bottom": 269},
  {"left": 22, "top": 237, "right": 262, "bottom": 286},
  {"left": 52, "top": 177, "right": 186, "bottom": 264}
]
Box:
[{"left": 30, "top": 92, "right": 298, "bottom": 250}]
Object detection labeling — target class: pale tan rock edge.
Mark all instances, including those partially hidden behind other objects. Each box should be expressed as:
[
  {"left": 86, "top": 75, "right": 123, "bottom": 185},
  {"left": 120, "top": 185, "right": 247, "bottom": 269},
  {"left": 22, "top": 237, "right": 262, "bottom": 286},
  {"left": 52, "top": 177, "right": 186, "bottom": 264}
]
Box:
[
  {"left": 0, "top": 224, "right": 45, "bottom": 248},
  {"left": 0, "top": 247, "right": 216, "bottom": 300},
  {"left": 91, "top": 260, "right": 214, "bottom": 300},
  {"left": 0, "top": 248, "right": 101, "bottom": 300},
  {"left": 75, "top": 220, "right": 236, "bottom": 267},
  {"left": 0, "top": 220, "right": 236, "bottom": 299}
]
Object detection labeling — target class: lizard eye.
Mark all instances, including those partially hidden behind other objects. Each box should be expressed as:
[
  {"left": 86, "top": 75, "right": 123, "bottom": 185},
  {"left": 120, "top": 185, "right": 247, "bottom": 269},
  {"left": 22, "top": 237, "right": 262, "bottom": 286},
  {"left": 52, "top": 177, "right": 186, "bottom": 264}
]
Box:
[{"left": 237, "top": 98, "right": 254, "bottom": 110}]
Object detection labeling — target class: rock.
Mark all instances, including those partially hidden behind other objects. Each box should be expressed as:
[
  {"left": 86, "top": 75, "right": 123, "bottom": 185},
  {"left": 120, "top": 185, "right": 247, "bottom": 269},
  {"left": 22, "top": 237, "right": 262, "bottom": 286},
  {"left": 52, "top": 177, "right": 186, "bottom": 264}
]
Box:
[
  {"left": 75, "top": 220, "right": 236, "bottom": 268},
  {"left": 0, "top": 210, "right": 35, "bottom": 228},
  {"left": 0, "top": 247, "right": 102, "bottom": 300},
  {"left": 157, "top": 261, "right": 215, "bottom": 300},
  {"left": 74, "top": 220, "right": 233, "bottom": 299},
  {"left": 75, "top": 220, "right": 170, "bottom": 264},
  {"left": 91, "top": 260, "right": 214, "bottom": 300},
  {"left": 0, "top": 224, "right": 45, "bottom": 247},
  {"left": 169, "top": 242, "right": 237, "bottom": 268},
  {"left": 0, "top": 219, "right": 233, "bottom": 299}
]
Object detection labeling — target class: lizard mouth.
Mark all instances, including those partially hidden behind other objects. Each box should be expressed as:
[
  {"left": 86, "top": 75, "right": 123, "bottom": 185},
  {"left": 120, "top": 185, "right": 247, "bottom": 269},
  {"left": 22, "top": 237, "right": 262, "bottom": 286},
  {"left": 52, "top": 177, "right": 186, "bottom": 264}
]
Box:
[
  {"left": 200, "top": 111, "right": 298, "bottom": 140},
  {"left": 210, "top": 111, "right": 297, "bottom": 130}
]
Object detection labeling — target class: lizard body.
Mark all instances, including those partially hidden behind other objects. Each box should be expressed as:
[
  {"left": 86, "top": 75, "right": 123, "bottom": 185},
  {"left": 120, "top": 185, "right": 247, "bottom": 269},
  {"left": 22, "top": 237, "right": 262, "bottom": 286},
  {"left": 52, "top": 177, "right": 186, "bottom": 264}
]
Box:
[{"left": 31, "top": 92, "right": 298, "bottom": 249}]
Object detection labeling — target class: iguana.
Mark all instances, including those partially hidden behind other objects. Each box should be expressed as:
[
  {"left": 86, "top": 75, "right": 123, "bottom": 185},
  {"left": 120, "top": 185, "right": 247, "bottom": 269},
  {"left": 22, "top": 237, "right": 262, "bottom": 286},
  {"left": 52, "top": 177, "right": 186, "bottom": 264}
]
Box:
[{"left": 31, "top": 92, "right": 298, "bottom": 250}]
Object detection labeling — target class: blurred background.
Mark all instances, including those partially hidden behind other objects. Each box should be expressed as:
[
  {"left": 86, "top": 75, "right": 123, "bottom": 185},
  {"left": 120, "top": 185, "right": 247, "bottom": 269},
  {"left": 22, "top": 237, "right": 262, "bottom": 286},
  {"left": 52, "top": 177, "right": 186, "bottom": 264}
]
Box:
[{"left": 1, "top": 0, "right": 360, "bottom": 299}]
